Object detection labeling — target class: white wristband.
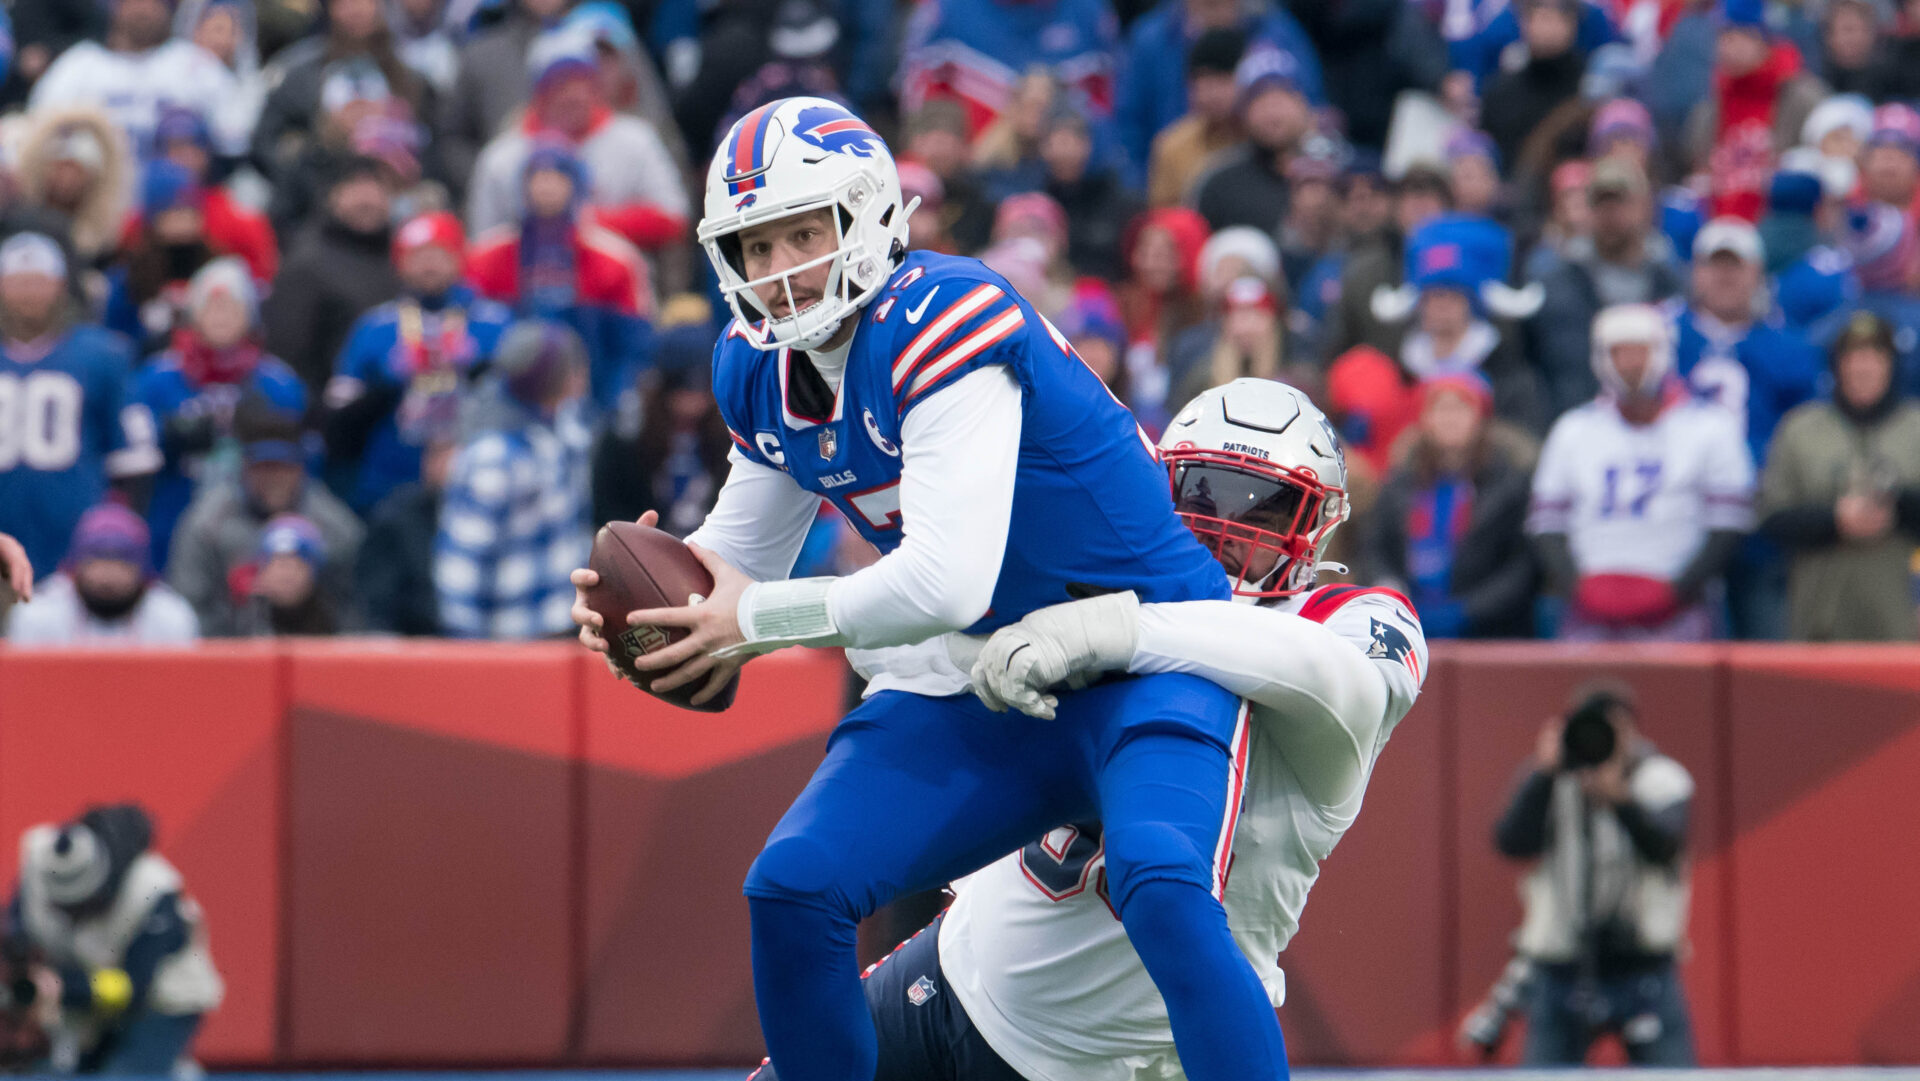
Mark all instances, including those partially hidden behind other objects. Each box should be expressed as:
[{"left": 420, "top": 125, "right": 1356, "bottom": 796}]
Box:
[{"left": 715, "top": 577, "right": 851, "bottom": 658}]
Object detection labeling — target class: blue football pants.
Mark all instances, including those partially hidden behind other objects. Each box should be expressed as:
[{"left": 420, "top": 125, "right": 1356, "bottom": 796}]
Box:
[{"left": 743, "top": 674, "right": 1288, "bottom": 1081}]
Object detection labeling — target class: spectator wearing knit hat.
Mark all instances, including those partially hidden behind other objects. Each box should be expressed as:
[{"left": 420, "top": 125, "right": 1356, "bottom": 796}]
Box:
[
  {"left": 1027, "top": 103, "right": 1138, "bottom": 281},
  {"left": 264, "top": 155, "right": 404, "bottom": 401},
  {"left": 231, "top": 513, "right": 342, "bottom": 636},
  {"left": 898, "top": 101, "right": 994, "bottom": 253},
  {"left": 138, "top": 258, "right": 308, "bottom": 570},
  {"left": 104, "top": 161, "right": 220, "bottom": 355},
  {"left": 325, "top": 211, "right": 511, "bottom": 513},
  {"left": 167, "top": 390, "right": 364, "bottom": 636},
  {"left": 1193, "top": 44, "right": 1315, "bottom": 234},
  {"left": 1684, "top": 0, "right": 1829, "bottom": 222},
  {"left": 5, "top": 503, "right": 199, "bottom": 645},
  {"left": 1837, "top": 202, "right": 1920, "bottom": 392},
  {"left": 1860, "top": 104, "right": 1920, "bottom": 211},
  {"left": 466, "top": 140, "right": 652, "bottom": 413},
  {"left": 1802, "top": 93, "right": 1873, "bottom": 165},
  {"left": 1760, "top": 310, "right": 1920, "bottom": 641},
  {"left": 1145, "top": 27, "right": 1246, "bottom": 208},
  {"left": 434, "top": 320, "right": 592, "bottom": 639},
  {"left": 150, "top": 105, "right": 280, "bottom": 284},
  {"left": 467, "top": 26, "right": 689, "bottom": 254},
  {"left": 1116, "top": 206, "right": 1210, "bottom": 427},
  {"left": 1360, "top": 370, "right": 1539, "bottom": 639},
  {"left": 263, "top": 56, "right": 415, "bottom": 237}
]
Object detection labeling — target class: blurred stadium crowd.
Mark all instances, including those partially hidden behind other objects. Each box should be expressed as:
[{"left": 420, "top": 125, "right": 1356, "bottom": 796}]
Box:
[{"left": 0, "top": 0, "right": 1916, "bottom": 644}]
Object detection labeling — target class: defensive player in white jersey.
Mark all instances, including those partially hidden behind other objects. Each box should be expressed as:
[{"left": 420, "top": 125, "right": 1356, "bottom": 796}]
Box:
[
  {"left": 1528, "top": 303, "right": 1755, "bottom": 641},
  {"left": 750, "top": 377, "right": 1428, "bottom": 1081}
]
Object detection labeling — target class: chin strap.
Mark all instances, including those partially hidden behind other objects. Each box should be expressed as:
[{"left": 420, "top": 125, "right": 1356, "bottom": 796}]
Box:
[{"left": 1316, "top": 561, "right": 1350, "bottom": 577}]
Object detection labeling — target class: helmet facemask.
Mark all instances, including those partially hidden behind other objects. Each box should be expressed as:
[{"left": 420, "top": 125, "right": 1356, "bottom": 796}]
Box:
[{"left": 1166, "top": 447, "right": 1348, "bottom": 598}]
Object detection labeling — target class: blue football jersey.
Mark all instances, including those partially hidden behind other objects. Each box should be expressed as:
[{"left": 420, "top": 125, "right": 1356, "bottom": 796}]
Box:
[
  {"left": 711, "top": 251, "right": 1228, "bottom": 633},
  {"left": 0, "top": 327, "right": 160, "bottom": 574}
]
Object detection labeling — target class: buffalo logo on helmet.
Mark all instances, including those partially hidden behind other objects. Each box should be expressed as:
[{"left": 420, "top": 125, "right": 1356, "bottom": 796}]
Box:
[
  {"left": 734, "top": 192, "right": 758, "bottom": 210},
  {"left": 794, "top": 104, "right": 886, "bottom": 159}
]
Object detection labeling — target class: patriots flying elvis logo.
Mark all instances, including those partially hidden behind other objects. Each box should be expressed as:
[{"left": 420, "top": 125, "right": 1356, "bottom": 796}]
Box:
[
  {"left": 1367, "top": 617, "right": 1421, "bottom": 681},
  {"left": 793, "top": 105, "right": 885, "bottom": 158}
]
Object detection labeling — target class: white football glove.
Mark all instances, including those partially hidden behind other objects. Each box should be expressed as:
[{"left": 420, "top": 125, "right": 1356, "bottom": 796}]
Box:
[{"left": 970, "top": 592, "right": 1141, "bottom": 720}]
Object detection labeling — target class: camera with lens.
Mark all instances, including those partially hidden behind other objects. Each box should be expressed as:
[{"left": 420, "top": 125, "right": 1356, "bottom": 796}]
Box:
[{"left": 1560, "top": 692, "right": 1623, "bottom": 770}]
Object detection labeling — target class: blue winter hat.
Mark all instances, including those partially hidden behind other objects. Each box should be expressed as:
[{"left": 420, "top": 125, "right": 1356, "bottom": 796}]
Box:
[
  {"left": 257, "top": 514, "right": 326, "bottom": 568},
  {"left": 1375, "top": 214, "right": 1543, "bottom": 321},
  {"left": 142, "top": 159, "right": 203, "bottom": 217},
  {"left": 1233, "top": 45, "right": 1305, "bottom": 111},
  {"left": 523, "top": 138, "right": 590, "bottom": 191},
  {"left": 67, "top": 503, "right": 152, "bottom": 576},
  {"left": 153, "top": 105, "right": 212, "bottom": 153},
  {"left": 1719, "top": 0, "right": 1767, "bottom": 31},
  {"left": 653, "top": 323, "right": 714, "bottom": 375},
  {"left": 1768, "top": 170, "right": 1823, "bottom": 216}
]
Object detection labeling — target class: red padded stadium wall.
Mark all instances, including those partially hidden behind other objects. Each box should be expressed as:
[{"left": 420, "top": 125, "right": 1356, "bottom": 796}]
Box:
[{"left": 3, "top": 640, "right": 1919, "bottom": 1067}]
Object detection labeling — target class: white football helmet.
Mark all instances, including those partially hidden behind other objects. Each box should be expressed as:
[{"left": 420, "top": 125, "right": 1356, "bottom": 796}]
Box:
[
  {"left": 697, "top": 97, "right": 916, "bottom": 351},
  {"left": 1160, "top": 378, "right": 1350, "bottom": 598},
  {"left": 1590, "top": 302, "right": 1674, "bottom": 398}
]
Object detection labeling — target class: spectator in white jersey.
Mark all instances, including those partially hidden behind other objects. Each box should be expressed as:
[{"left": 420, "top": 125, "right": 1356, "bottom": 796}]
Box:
[
  {"left": 1528, "top": 303, "right": 1754, "bottom": 641},
  {"left": 1492, "top": 682, "right": 1697, "bottom": 1066}
]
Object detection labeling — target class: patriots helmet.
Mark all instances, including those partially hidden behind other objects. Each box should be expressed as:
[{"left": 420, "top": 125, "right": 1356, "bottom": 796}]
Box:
[
  {"left": 1590, "top": 302, "right": 1674, "bottom": 399},
  {"left": 698, "top": 97, "right": 916, "bottom": 351},
  {"left": 1160, "top": 378, "right": 1350, "bottom": 598}
]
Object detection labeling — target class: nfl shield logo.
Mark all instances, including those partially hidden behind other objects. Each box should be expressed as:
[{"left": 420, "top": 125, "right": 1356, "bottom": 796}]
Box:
[
  {"left": 818, "top": 428, "right": 837, "bottom": 458},
  {"left": 906, "top": 975, "right": 938, "bottom": 1006}
]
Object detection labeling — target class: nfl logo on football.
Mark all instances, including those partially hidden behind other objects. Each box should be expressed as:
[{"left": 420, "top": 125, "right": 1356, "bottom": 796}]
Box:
[{"left": 620, "top": 624, "right": 671, "bottom": 656}]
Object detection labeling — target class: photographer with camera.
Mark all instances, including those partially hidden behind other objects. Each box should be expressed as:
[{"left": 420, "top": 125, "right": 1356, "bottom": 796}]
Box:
[
  {"left": 1488, "top": 682, "right": 1697, "bottom": 1066},
  {"left": 1, "top": 805, "right": 222, "bottom": 1076}
]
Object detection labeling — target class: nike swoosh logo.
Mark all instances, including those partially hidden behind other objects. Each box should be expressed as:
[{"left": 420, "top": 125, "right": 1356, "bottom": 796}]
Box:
[{"left": 903, "top": 287, "right": 940, "bottom": 325}]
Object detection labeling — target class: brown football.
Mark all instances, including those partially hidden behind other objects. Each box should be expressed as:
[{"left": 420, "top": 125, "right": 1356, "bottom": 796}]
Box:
[{"left": 582, "top": 522, "right": 739, "bottom": 712}]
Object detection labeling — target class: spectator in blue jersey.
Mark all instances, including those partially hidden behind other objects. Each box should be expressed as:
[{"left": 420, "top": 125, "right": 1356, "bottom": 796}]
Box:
[
  {"left": 138, "top": 258, "right": 308, "bottom": 571},
  {"left": 435, "top": 320, "right": 592, "bottom": 639},
  {"left": 1361, "top": 371, "right": 1538, "bottom": 639},
  {"left": 168, "top": 392, "right": 364, "bottom": 636},
  {"left": 1117, "top": 0, "right": 1321, "bottom": 176},
  {"left": 6, "top": 503, "right": 200, "bottom": 646},
  {"left": 1675, "top": 218, "right": 1823, "bottom": 471},
  {"left": 0, "top": 233, "right": 160, "bottom": 578},
  {"left": 1674, "top": 217, "right": 1822, "bottom": 641},
  {"left": 325, "top": 211, "right": 511, "bottom": 513},
  {"left": 898, "top": 0, "right": 1124, "bottom": 156}
]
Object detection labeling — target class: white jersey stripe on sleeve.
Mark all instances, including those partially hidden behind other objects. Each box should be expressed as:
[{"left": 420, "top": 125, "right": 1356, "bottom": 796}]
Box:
[
  {"left": 903, "top": 308, "right": 1026, "bottom": 403},
  {"left": 890, "top": 284, "right": 1003, "bottom": 388}
]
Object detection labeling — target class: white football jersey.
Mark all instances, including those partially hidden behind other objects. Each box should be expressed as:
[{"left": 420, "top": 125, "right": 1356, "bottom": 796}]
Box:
[
  {"left": 1526, "top": 396, "right": 1755, "bottom": 580},
  {"left": 938, "top": 586, "right": 1427, "bottom": 1081}
]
